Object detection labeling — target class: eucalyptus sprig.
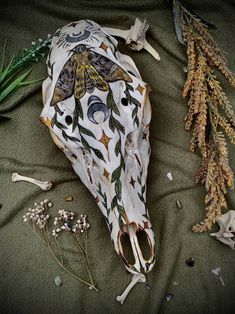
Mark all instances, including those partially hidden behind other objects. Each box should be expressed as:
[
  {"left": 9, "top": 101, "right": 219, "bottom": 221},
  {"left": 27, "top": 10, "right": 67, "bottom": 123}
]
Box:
[{"left": 0, "top": 35, "right": 51, "bottom": 103}]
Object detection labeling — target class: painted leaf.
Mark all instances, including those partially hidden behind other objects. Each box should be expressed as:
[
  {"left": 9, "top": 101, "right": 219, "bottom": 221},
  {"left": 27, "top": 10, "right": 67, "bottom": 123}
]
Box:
[
  {"left": 81, "top": 135, "right": 91, "bottom": 152},
  {"left": 131, "top": 97, "right": 141, "bottom": 107},
  {"left": 111, "top": 195, "right": 117, "bottom": 210},
  {"left": 113, "top": 117, "right": 125, "bottom": 134},
  {"left": 78, "top": 125, "right": 96, "bottom": 138},
  {"left": 75, "top": 99, "right": 84, "bottom": 119},
  {"left": 109, "top": 115, "right": 115, "bottom": 132},
  {"left": 117, "top": 204, "right": 126, "bottom": 217},
  {"left": 132, "top": 106, "right": 138, "bottom": 119},
  {"left": 115, "top": 138, "right": 121, "bottom": 156},
  {"left": 111, "top": 166, "right": 121, "bottom": 183},
  {"left": 54, "top": 119, "right": 68, "bottom": 130},
  {"left": 115, "top": 179, "right": 122, "bottom": 200},
  {"left": 107, "top": 90, "right": 120, "bottom": 116},
  {"left": 91, "top": 147, "right": 105, "bottom": 161}
]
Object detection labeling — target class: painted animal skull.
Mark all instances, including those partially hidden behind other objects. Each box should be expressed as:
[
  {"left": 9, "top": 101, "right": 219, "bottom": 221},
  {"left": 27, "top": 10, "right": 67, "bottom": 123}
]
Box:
[
  {"left": 210, "top": 210, "right": 235, "bottom": 249},
  {"left": 40, "top": 20, "right": 156, "bottom": 275}
]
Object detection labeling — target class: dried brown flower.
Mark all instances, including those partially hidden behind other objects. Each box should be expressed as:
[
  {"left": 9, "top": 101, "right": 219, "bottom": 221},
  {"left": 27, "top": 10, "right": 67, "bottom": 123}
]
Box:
[{"left": 173, "top": 0, "right": 235, "bottom": 232}]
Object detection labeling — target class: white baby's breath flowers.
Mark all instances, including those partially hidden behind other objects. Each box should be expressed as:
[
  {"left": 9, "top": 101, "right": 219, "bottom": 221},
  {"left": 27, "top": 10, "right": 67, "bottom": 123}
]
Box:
[
  {"left": 23, "top": 199, "right": 52, "bottom": 229},
  {"left": 52, "top": 211, "right": 90, "bottom": 237},
  {"left": 72, "top": 214, "right": 90, "bottom": 235},
  {"left": 52, "top": 209, "right": 75, "bottom": 237}
]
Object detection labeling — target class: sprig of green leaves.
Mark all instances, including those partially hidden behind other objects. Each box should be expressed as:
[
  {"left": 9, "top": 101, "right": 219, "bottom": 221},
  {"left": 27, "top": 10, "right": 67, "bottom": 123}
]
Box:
[{"left": 0, "top": 35, "right": 51, "bottom": 104}]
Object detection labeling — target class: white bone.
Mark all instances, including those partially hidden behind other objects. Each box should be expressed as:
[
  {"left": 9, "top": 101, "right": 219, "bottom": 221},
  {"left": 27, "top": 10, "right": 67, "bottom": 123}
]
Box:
[
  {"left": 116, "top": 273, "right": 146, "bottom": 304},
  {"left": 11, "top": 173, "right": 53, "bottom": 191},
  {"left": 103, "top": 18, "right": 160, "bottom": 61},
  {"left": 210, "top": 210, "right": 235, "bottom": 249}
]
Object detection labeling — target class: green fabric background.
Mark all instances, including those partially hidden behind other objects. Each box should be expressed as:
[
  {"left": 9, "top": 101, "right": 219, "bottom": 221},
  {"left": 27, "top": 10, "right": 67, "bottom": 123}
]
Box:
[{"left": 0, "top": 0, "right": 235, "bottom": 313}]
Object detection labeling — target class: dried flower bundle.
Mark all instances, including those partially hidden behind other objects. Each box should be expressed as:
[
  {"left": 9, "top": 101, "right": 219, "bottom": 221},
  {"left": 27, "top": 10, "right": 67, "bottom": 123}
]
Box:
[
  {"left": 173, "top": 0, "right": 235, "bottom": 232},
  {"left": 23, "top": 200, "right": 97, "bottom": 291}
]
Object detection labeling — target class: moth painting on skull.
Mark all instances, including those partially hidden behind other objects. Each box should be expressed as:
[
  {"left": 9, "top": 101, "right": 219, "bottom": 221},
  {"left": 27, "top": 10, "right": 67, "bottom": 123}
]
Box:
[{"left": 40, "top": 20, "right": 156, "bottom": 285}]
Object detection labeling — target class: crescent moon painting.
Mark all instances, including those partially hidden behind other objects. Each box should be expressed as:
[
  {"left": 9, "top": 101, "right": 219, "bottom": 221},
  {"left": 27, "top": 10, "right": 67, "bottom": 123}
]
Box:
[
  {"left": 87, "top": 96, "right": 110, "bottom": 124},
  {"left": 65, "top": 30, "right": 91, "bottom": 43}
]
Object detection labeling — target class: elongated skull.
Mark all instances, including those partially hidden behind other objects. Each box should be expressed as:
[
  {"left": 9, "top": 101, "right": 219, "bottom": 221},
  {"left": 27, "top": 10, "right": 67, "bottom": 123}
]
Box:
[{"left": 40, "top": 20, "right": 156, "bottom": 274}]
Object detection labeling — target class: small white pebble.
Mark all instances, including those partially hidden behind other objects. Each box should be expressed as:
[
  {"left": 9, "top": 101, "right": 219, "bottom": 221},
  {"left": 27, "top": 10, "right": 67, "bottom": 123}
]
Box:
[
  {"left": 212, "top": 267, "right": 221, "bottom": 276},
  {"left": 55, "top": 276, "right": 62, "bottom": 286},
  {"left": 167, "top": 172, "right": 173, "bottom": 181}
]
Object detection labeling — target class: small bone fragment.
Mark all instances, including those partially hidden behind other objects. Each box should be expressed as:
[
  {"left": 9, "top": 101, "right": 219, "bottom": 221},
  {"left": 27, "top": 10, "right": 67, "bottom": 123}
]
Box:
[
  {"left": 11, "top": 173, "right": 53, "bottom": 191},
  {"left": 219, "top": 276, "right": 225, "bottom": 287},
  {"left": 167, "top": 172, "right": 173, "bottom": 181},
  {"left": 55, "top": 276, "right": 62, "bottom": 286},
  {"left": 103, "top": 18, "right": 160, "bottom": 61},
  {"left": 116, "top": 273, "right": 146, "bottom": 304},
  {"left": 212, "top": 267, "right": 221, "bottom": 276}
]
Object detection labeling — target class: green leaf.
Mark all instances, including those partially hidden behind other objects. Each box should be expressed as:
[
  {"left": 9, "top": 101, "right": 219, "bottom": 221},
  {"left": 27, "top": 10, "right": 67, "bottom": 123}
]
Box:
[
  {"left": 0, "top": 56, "right": 14, "bottom": 85},
  {"left": 72, "top": 112, "right": 78, "bottom": 132},
  {"left": 131, "top": 97, "right": 141, "bottom": 107},
  {"left": 107, "top": 90, "right": 120, "bottom": 116},
  {"left": 18, "top": 77, "right": 43, "bottom": 86},
  {"left": 62, "top": 130, "right": 68, "bottom": 141},
  {"left": 117, "top": 204, "right": 126, "bottom": 217},
  {"left": 115, "top": 138, "right": 121, "bottom": 156},
  {"left": 141, "top": 185, "right": 146, "bottom": 194},
  {"left": 54, "top": 104, "right": 63, "bottom": 115},
  {"left": 66, "top": 134, "right": 80, "bottom": 142},
  {"left": 126, "top": 82, "right": 134, "bottom": 92},
  {"left": 132, "top": 106, "right": 138, "bottom": 119},
  {"left": 138, "top": 193, "right": 145, "bottom": 203},
  {"left": 120, "top": 154, "right": 125, "bottom": 170},
  {"left": 111, "top": 196, "right": 117, "bottom": 210},
  {"left": 113, "top": 118, "right": 125, "bottom": 134},
  {"left": 81, "top": 136, "right": 91, "bottom": 152},
  {"left": 0, "top": 39, "right": 7, "bottom": 75},
  {"left": 111, "top": 166, "right": 121, "bottom": 183},
  {"left": 142, "top": 213, "right": 149, "bottom": 220},
  {"left": 78, "top": 125, "right": 96, "bottom": 138},
  {"left": 137, "top": 176, "right": 141, "bottom": 185},
  {"left": 61, "top": 131, "right": 80, "bottom": 143},
  {"left": 109, "top": 115, "right": 115, "bottom": 132},
  {"left": 91, "top": 147, "right": 105, "bottom": 161},
  {"left": 54, "top": 119, "right": 68, "bottom": 130},
  {"left": 134, "top": 116, "right": 139, "bottom": 127},
  {"left": 115, "top": 179, "right": 122, "bottom": 200},
  {"left": 0, "top": 67, "right": 32, "bottom": 102},
  {"left": 75, "top": 99, "right": 83, "bottom": 119}
]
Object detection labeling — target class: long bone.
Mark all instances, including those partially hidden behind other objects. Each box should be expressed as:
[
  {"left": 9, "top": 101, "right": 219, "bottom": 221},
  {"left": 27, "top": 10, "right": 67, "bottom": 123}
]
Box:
[
  {"left": 116, "top": 273, "right": 146, "bottom": 304},
  {"left": 11, "top": 173, "right": 53, "bottom": 191},
  {"left": 103, "top": 18, "right": 160, "bottom": 61}
]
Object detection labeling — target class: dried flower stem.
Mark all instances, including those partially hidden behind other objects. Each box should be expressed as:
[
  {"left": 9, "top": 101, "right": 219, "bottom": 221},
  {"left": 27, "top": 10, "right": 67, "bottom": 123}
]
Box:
[
  {"left": 44, "top": 228, "right": 98, "bottom": 292},
  {"left": 74, "top": 233, "right": 95, "bottom": 288},
  {"left": 173, "top": 0, "right": 235, "bottom": 232}
]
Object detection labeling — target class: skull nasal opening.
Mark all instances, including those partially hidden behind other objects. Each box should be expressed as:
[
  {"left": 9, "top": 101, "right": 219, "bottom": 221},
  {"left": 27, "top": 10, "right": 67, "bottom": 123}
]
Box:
[{"left": 119, "top": 223, "right": 151, "bottom": 267}]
